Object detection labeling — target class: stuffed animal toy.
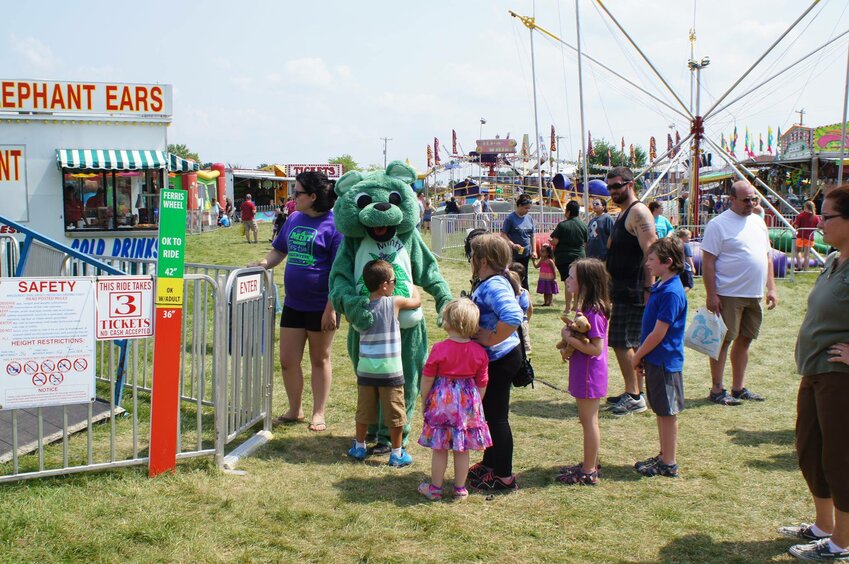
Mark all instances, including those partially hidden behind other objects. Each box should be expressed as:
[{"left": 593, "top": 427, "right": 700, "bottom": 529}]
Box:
[
  {"left": 556, "top": 312, "right": 591, "bottom": 362},
  {"left": 329, "top": 161, "right": 452, "bottom": 449}
]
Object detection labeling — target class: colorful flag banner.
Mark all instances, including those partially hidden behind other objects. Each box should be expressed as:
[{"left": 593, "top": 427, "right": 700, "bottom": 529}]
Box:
[
  {"left": 521, "top": 134, "right": 531, "bottom": 160},
  {"left": 730, "top": 126, "right": 738, "bottom": 157},
  {"left": 629, "top": 144, "right": 635, "bottom": 165},
  {"left": 759, "top": 133, "right": 763, "bottom": 154},
  {"left": 434, "top": 138, "right": 441, "bottom": 165},
  {"left": 427, "top": 145, "right": 433, "bottom": 168},
  {"left": 607, "top": 148, "right": 612, "bottom": 167},
  {"left": 767, "top": 126, "right": 774, "bottom": 154},
  {"left": 667, "top": 133, "right": 673, "bottom": 155},
  {"left": 776, "top": 126, "right": 782, "bottom": 157},
  {"left": 649, "top": 136, "right": 657, "bottom": 161},
  {"left": 452, "top": 129, "right": 458, "bottom": 155},
  {"left": 674, "top": 131, "right": 681, "bottom": 156},
  {"left": 587, "top": 131, "right": 595, "bottom": 158},
  {"left": 551, "top": 125, "right": 557, "bottom": 153}
]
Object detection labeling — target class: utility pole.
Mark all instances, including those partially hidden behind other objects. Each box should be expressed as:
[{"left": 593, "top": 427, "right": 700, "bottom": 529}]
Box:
[
  {"left": 796, "top": 108, "right": 806, "bottom": 126},
  {"left": 556, "top": 135, "right": 567, "bottom": 173},
  {"left": 380, "top": 137, "right": 392, "bottom": 168}
]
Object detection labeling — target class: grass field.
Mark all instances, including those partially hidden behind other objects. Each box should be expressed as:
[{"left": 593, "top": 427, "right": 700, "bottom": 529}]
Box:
[{"left": 0, "top": 222, "right": 819, "bottom": 562}]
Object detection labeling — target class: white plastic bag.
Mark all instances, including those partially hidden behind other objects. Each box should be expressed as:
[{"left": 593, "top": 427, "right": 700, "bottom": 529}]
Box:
[{"left": 684, "top": 307, "right": 727, "bottom": 360}]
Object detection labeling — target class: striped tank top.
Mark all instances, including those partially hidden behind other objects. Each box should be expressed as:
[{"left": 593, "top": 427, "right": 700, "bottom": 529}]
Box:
[{"left": 356, "top": 296, "right": 403, "bottom": 387}]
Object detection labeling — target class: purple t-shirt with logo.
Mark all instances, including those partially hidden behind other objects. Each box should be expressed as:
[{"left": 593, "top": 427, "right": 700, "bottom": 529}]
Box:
[
  {"left": 272, "top": 211, "right": 343, "bottom": 312},
  {"left": 567, "top": 307, "right": 609, "bottom": 400}
]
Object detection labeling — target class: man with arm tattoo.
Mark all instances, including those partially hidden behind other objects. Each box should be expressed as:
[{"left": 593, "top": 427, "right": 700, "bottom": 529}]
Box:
[{"left": 604, "top": 166, "right": 658, "bottom": 416}]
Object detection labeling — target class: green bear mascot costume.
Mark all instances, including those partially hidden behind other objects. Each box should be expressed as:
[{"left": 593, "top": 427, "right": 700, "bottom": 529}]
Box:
[{"left": 329, "top": 161, "right": 452, "bottom": 449}]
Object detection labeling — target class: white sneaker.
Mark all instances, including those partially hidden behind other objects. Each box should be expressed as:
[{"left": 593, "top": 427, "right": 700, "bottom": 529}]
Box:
[{"left": 610, "top": 394, "right": 647, "bottom": 417}]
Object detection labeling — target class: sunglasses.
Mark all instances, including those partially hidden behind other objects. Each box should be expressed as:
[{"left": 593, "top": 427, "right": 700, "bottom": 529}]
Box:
[
  {"left": 607, "top": 181, "right": 631, "bottom": 190},
  {"left": 821, "top": 213, "right": 843, "bottom": 222},
  {"left": 294, "top": 190, "right": 309, "bottom": 196}
]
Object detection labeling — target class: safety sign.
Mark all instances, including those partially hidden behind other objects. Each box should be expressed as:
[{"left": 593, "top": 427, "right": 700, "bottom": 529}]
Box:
[
  {"left": 95, "top": 276, "right": 154, "bottom": 340},
  {"left": 0, "top": 277, "right": 96, "bottom": 410}
]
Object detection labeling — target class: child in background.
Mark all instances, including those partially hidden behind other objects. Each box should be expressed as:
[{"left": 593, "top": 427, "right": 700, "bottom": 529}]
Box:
[
  {"left": 418, "top": 298, "right": 492, "bottom": 501},
  {"left": 347, "top": 259, "right": 421, "bottom": 467},
  {"left": 508, "top": 263, "right": 533, "bottom": 356},
  {"left": 533, "top": 244, "right": 559, "bottom": 306},
  {"left": 556, "top": 258, "right": 611, "bottom": 486},
  {"left": 676, "top": 229, "right": 695, "bottom": 293},
  {"left": 631, "top": 238, "right": 688, "bottom": 478}
]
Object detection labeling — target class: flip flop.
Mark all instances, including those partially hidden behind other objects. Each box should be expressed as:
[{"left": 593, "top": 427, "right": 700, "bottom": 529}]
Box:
[
  {"left": 273, "top": 415, "right": 304, "bottom": 425},
  {"left": 307, "top": 421, "right": 327, "bottom": 432}
]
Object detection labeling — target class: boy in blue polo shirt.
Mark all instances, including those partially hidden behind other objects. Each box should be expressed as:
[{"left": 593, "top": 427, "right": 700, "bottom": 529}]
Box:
[{"left": 631, "top": 237, "right": 688, "bottom": 478}]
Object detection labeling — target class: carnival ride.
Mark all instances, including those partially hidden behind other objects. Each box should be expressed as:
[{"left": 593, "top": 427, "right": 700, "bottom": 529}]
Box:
[{"left": 498, "top": 1, "right": 849, "bottom": 271}]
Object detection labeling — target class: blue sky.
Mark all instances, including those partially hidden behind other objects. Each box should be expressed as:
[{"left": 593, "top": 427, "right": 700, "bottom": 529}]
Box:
[{"left": 4, "top": 1, "right": 848, "bottom": 174}]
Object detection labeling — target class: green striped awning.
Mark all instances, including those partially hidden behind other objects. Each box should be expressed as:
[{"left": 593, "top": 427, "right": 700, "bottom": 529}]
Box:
[
  {"left": 57, "top": 149, "right": 168, "bottom": 171},
  {"left": 168, "top": 153, "right": 200, "bottom": 172}
]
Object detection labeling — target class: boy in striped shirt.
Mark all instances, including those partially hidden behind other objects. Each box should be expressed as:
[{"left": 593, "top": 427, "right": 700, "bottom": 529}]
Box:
[{"left": 347, "top": 259, "right": 421, "bottom": 466}]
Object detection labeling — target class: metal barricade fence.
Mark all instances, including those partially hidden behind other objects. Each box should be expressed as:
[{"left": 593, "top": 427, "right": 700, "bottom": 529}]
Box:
[
  {"left": 186, "top": 210, "right": 223, "bottom": 235},
  {"left": 0, "top": 262, "right": 275, "bottom": 482},
  {"left": 217, "top": 268, "right": 274, "bottom": 467},
  {"left": 431, "top": 212, "right": 805, "bottom": 280},
  {"left": 431, "top": 210, "right": 566, "bottom": 262},
  {"left": 0, "top": 234, "right": 19, "bottom": 277}
]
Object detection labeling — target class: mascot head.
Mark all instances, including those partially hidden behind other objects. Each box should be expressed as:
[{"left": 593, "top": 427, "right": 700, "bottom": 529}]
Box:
[{"left": 333, "top": 161, "right": 419, "bottom": 242}]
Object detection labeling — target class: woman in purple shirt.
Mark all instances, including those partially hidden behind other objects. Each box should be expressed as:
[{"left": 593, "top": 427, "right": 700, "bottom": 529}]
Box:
[{"left": 251, "top": 171, "right": 342, "bottom": 432}]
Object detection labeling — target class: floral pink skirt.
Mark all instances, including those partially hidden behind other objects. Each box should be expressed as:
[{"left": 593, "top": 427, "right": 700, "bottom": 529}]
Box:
[{"left": 418, "top": 377, "right": 492, "bottom": 452}]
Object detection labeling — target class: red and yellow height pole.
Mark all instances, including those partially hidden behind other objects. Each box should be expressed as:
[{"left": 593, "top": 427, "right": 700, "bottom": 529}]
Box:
[{"left": 149, "top": 188, "right": 187, "bottom": 477}]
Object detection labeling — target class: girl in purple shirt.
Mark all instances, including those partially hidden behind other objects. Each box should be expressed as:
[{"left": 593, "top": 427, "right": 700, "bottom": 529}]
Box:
[{"left": 557, "top": 258, "right": 611, "bottom": 486}]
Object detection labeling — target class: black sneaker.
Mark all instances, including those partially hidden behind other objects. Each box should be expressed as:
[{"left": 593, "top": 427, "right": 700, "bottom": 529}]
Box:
[
  {"left": 779, "top": 523, "right": 831, "bottom": 542},
  {"left": 468, "top": 462, "right": 492, "bottom": 482},
  {"left": 788, "top": 537, "right": 849, "bottom": 561},
  {"left": 710, "top": 389, "right": 742, "bottom": 406},
  {"left": 732, "top": 387, "right": 766, "bottom": 401},
  {"left": 470, "top": 471, "right": 519, "bottom": 493},
  {"left": 369, "top": 443, "right": 392, "bottom": 455},
  {"left": 635, "top": 458, "right": 679, "bottom": 478},
  {"left": 606, "top": 392, "right": 627, "bottom": 405}
]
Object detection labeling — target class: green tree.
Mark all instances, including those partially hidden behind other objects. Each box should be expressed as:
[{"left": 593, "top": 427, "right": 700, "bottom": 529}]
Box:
[
  {"left": 329, "top": 154, "right": 360, "bottom": 173},
  {"left": 167, "top": 143, "right": 200, "bottom": 163},
  {"left": 586, "top": 138, "right": 648, "bottom": 171}
]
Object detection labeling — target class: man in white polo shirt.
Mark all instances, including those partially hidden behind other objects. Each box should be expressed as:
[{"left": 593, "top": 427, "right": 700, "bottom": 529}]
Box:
[{"left": 702, "top": 180, "right": 779, "bottom": 405}]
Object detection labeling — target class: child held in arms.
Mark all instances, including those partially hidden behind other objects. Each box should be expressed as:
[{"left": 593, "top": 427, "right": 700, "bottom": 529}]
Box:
[
  {"left": 347, "top": 259, "right": 421, "bottom": 467},
  {"left": 631, "top": 238, "right": 689, "bottom": 478}
]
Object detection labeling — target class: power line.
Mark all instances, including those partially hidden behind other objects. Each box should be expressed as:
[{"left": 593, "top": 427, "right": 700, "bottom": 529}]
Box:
[{"left": 380, "top": 137, "right": 392, "bottom": 167}]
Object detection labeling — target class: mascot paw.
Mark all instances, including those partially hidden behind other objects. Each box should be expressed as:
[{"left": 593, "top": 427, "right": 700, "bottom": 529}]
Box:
[{"left": 351, "top": 309, "right": 374, "bottom": 332}]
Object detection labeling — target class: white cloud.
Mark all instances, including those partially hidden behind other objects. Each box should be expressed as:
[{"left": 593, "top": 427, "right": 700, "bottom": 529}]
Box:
[
  {"left": 10, "top": 35, "right": 58, "bottom": 72},
  {"left": 284, "top": 57, "right": 333, "bottom": 87}
]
